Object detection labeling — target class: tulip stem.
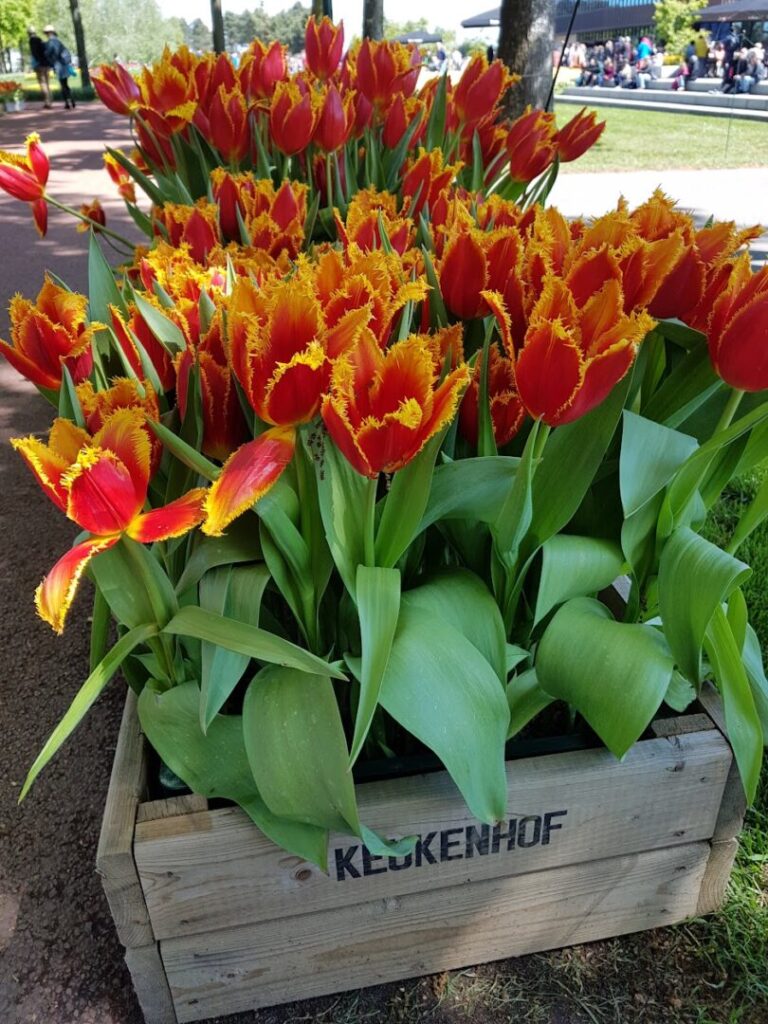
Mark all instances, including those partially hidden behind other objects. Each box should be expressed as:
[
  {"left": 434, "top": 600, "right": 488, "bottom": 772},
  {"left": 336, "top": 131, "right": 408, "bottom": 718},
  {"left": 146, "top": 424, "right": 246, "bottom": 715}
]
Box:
[
  {"left": 45, "top": 195, "right": 136, "bottom": 249},
  {"left": 363, "top": 476, "right": 378, "bottom": 568},
  {"left": 714, "top": 389, "right": 745, "bottom": 435},
  {"left": 532, "top": 422, "right": 551, "bottom": 463}
]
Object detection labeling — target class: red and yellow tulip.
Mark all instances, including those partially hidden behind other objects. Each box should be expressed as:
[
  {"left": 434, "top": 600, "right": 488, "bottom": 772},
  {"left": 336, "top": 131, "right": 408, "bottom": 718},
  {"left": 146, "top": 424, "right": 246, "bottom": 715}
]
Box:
[
  {"left": 555, "top": 108, "right": 605, "bottom": 162},
  {"left": 0, "top": 133, "right": 49, "bottom": 235},
  {"left": 353, "top": 38, "right": 421, "bottom": 109},
  {"left": 91, "top": 63, "right": 141, "bottom": 115},
  {"left": 707, "top": 264, "right": 768, "bottom": 391},
  {"left": 459, "top": 345, "right": 525, "bottom": 448},
  {"left": 506, "top": 108, "right": 558, "bottom": 183},
  {"left": 305, "top": 16, "right": 344, "bottom": 81},
  {"left": 269, "top": 81, "right": 320, "bottom": 156},
  {"left": 452, "top": 55, "right": 516, "bottom": 131},
  {"left": 239, "top": 39, "right": 287, "bottom": 101},
  {"left": 103, "top": 152, "right": 136, "bottom": 203}
]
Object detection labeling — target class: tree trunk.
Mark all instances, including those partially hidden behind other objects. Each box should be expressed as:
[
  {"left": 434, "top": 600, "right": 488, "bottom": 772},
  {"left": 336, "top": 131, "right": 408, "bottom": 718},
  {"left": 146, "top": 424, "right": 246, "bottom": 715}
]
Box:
[
  {"left": 311, "top": 0, "right": 324, "bottom": 17},
  {"left": 362, "top": 0, "right": 384, "bottom": 40},
  {"left": 211, "top": 0, "right": 225, "bottom": 54},
  {"left": 497, "top": 0, "right": 555, "bottom": 118},
  {"left": 68, "top": 0, "right": 90, "bottom": 88}
]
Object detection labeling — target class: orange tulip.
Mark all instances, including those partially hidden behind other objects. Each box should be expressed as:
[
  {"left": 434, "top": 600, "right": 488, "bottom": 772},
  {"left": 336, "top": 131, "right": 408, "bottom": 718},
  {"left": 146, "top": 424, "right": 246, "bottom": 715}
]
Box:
[
  {"left": 103, "top": 152, "right": 136, "bottom": 203},
  {"left": 401, "top": 148, "right": 458, "bottom": 219},
  {"left": 335, "top": 187, "right": 414, "bottom": 255},
  {"left": 354, "top": 38, "right": 421, "bottom": 108},
  {"left": 239, "top": 39, "right": 287, "bottom": 101},
  {"left": 438, "top": 225, "right": 525, "bottom": 330},
  {"left": 555, "top": 108, "right": 605, "bottom": 162},
  {"left": 155, "top": 202, "right": 221, "bottom": 264},
  {"left": 207, "top": 85, "right": 251, "bottom": 165},
  {"left": 269, "top": 81, "right": 320, "bottom": 155},
  {"left": 77, "top": 377, "right": 162, "bottom": 475},
  {"left": 0, "top": 133, "right": 49, "bottom": 235},
  {"left": 707, "top": 265, "right": 768, "bottom": 391},
  {"left": 506, "top": 108, "right": 558, "bottom": 183},
  {"left": 382, "top": 94, "right": 426, "bottom": 149},
  {"left": 12, "top": 411, "right": 206, "bottom": 632},
  {"left": 315, "top": 84, "right": 355, "bottom": 152},
  {"left": 92, "top": 63, "right": 141, "bottom": 115},
  {"left": 0, "top": 277, "right": 94, "bottom": 390},
  {"left": 76, "top": 199, "right": 106, "bottom": 233},
  {"left": 305, "top": 16, "right": 344, "bottom": 81},
  {"left": 453, "top": 56, "right": 515, "bottom": 131},
  {"left": 459, "top": 345, "right": 525, "bottom": 448},
  {"left": 322, "top": 332, "right": 469, "bottom": 478}
]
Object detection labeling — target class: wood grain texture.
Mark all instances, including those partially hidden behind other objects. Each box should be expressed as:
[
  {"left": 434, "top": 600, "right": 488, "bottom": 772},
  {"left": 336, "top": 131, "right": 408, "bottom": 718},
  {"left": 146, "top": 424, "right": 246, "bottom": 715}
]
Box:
[
  {"left": 135, "top": 729, "right": 730, "bottom": 941},
  {"left": 651, "top": 714, "right": 715, "bottom": 737},
  {"left": 699, "top": 684, "right": 748, "bottom": 841},
  {"left": 138, "top": 795, "right": 210, "bottom": 825},
  {"left": 125, "top": 944, "right": 178, "bottom": 1024},
  {"left": 96, "top": 689, "right": 155, "bottom": 949},
  {"left": 163, "top": 842, "right": 710, "bottom": 1022},
  {"left": 697, "top": 838, "right": 739, "bottom": 916}
]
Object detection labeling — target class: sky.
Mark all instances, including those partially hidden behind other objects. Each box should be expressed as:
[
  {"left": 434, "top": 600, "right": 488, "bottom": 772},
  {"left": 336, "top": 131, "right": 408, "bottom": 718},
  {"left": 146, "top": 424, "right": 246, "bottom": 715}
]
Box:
[{"left": 156, "top": 0, "right": 488, "bottom": 39}]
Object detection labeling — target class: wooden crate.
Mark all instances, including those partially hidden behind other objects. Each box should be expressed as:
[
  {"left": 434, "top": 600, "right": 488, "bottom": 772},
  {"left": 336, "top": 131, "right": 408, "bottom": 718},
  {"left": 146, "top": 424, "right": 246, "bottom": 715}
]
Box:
[{"left": 97, "top": 688, "right": 744, "bottom": 1024}]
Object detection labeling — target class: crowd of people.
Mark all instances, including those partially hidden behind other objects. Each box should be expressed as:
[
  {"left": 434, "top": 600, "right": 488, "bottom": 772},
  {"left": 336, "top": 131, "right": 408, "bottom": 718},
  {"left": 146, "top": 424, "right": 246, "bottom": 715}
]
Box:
[{"left": 566, "top": 29, "right": 768, "bottom": 95}]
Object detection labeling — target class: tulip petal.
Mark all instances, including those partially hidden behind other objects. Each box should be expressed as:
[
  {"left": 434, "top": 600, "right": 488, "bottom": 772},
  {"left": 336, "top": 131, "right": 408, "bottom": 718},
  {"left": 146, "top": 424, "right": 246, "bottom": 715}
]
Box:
[
  {"left": 127, "top": 488, "right": 207, "bottom": 543},
  {"left": 0, "top": 335, "right": 61, "bottom": 390},
  {"left": 36, "top": 535, "right": 119, "bottom": 634},
  {"left": 65, "top": 448, "right": 144, "bottom": 535},
  {"left": 11, "top": 434, "right": 73, "bottom": 511},
  {"left": 516, "top": 322, "right": 584, "bottom": 426},
  {"left": 710, "top": 292, "right": 768, "bottom": 392},
  {"left": 203, "top": 426, "right": 296, "bottom": 536},
  {"left": 93, "top": 408, "right": 152, "bottom": 502},
  {"left": 555, "top": 341, "right": 636, "bottom": 426}
]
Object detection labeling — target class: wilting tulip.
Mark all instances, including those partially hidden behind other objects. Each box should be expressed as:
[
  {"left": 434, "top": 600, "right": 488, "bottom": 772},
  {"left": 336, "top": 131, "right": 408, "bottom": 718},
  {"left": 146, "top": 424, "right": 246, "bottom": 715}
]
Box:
[
  {"left": 239, "top": 39, "right": 287, "bottom": 101},
  {"left": 315, "top": 84, "right": 355, "bottom": 153},
  {"left": 707, "top": 265, "right": 768, "bottom": 391},
  {"left": 12, "top": 411, "right": 206, "bottom": 632},
  {"left": 511, "top": 277, "right": 654, "bottom": 426},
  {"left": 92, "top": 63, "right": 141, "bottom": 115},
  {"left": 269, "top": 81, "right": 320, "bottom": 155},
  {"left": 459, "top": 345, "right": 525, "bottom": 448},
  {"left": 76, "top": 199, "right": 106, "bottom": 233},
  {"left": 453, "top": 56, "right": 514, "bottom": 131},
  {"left": 103, "top": 152, "right": 136, "bottom": 203},
  {"left": 0, "top": 277, "right": 93, "bottom": 390},
  {"left": 207, "top": 85, "right": 251, "bottom": 165},
  {"left": 305, "top": 17, "right": 344, "bottom": 81},
  {"left": 555, "top": 108, "right": 605, "bottom": 162},
  {"left": 322, "top": 332, "right": 469, "bottom": 477},
  {"left": 0, "top": 133, "right": 49, "bottom": 235},
  {"left": 506, "top": 108, "right": 558, "bottom": 182},
  {"left": 354, "top": 38, "right": 421, "bottom": 108}
]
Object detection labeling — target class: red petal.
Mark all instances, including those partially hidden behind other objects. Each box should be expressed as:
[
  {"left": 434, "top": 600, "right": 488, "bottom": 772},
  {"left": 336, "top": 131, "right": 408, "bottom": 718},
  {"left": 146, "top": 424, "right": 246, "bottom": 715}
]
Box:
[
  {"left": 127, "top": 488, "right": 207, "bottom": 543},
  {"left": 516, "top": 323, "right": 583, "bottom": 425},
  {"left": 36, "top": 535, "right": 119, "bottom": 634}
]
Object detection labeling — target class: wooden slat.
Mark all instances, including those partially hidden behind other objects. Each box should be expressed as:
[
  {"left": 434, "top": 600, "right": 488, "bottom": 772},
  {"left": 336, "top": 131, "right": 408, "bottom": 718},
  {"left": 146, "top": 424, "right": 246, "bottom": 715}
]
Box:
[
  {"left": 651, "top": 713, "right": 715, "bottom": 738},
  {"left": 699, "top": 684, "right": 748, "bottom": 841},
  {"left": 135, "top": 729, "right": 730, "bottom": 940},
  {"left": 96, "top": 689, "right": 154, "bottom": 949},
  {"left": 137, "top": 795, "right": 209, "bottom": 825},
  {"left": 163, "top": 841, "right": 710, "bottom": 1022},
  {"left": 125, "top": 945, "right": 178, "bottom": 1024}
]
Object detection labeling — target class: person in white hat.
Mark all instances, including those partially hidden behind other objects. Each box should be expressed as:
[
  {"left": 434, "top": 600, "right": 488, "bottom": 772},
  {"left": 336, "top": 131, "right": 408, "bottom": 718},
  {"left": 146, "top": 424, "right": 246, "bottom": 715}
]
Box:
[
  {"left": 27, "top": 27, "right": 53, "bottom": 108},
  {"left": 43, "top": 25, "right": 76, "bottom": 110}
]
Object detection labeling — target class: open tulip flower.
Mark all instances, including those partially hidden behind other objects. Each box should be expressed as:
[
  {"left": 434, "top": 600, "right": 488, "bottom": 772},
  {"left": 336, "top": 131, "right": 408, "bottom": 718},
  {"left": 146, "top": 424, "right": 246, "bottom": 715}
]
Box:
[
  {"left": 353, "top": 38, "right": 421, "bottom": 109},
  {"left": 12, "top": 410, "right": 206, "bottom": 632},
  {"left": 0, "top": 133, "right": 49, "bottom": 235}
]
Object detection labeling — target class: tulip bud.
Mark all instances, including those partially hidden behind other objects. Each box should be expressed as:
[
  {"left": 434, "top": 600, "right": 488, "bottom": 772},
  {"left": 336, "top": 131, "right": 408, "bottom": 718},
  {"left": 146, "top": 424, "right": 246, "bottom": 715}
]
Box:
[{"left": 305, "top": 16, "right": 344, "bottom": 81}]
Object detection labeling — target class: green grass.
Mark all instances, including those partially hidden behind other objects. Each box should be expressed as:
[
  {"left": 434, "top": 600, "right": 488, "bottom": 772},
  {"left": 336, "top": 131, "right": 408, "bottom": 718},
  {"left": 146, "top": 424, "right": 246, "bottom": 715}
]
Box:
[
  {"left": 0, "top": 70, "right": 94, "bottom": 103},
  {"left": 555, "top": 104, "right": 768, "bottom": 173}
]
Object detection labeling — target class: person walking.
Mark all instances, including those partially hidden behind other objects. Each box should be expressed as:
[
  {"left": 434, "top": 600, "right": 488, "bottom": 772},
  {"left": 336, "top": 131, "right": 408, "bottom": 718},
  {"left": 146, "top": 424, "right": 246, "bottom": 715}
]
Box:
[
  {"left": 43, "top": 25, "right": 76, "bottom": 110},
  {"left": 27, "top": 28, "right": 53, "bottom": 108}
]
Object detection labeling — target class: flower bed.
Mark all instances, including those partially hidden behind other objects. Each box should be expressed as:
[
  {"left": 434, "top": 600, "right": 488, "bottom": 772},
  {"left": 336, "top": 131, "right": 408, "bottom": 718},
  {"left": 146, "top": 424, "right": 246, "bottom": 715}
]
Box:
[{"left": 0, "top": 16, "right": 767, "bottom": 1021}]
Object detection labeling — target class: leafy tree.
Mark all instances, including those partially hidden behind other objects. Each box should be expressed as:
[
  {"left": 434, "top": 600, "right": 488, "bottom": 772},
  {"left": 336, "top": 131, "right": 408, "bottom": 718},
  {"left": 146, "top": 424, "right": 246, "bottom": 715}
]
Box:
[
  {"left": 36, "top": 0, "right": 183, "bottom": 63},
  {"left": 1, "top": 0, "right": 36, "bottom": 71},
  {"left": 654, "top": 0, "right": 702, "bottom": 54}
]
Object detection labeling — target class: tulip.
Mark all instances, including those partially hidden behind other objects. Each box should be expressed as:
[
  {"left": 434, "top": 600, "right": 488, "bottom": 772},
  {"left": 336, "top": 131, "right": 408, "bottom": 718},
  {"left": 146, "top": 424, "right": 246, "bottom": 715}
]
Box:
[
  {"left": 382, "top": 94, "right": 425, "bottom": 150},
  {"left": 91, "top": 63, "right": 141, "bottom": 115},
  {"left": 207, "top": 84, "right": 251, "bottom": 165},
  {"left": 103, "top": 152, "right": 136, "bottom": 203},
  {"left": 707, "top": 265, "right": 768, "bottom": 391},
  {"left": 354, "top": 39, "right": 421, "bottom": 108},
  {"left": 0, "top": 277, "right": 93, "bottom": 390},
  {"left": 239, "top": 40, "right": 287, "bottom": 101},
  {"left": 12, "top": 410, "right": 206, "bottom": 632},
  {"left": 155, "top": 202, "right": 221, "bottom": 264},
  {"left": 336, "top": 187, "right": 414, "bottom": 255},
  {"left": 305, "top": 17, "right": 344, "bottom": 81},
  {"left": 315, "top": 84, "right": 355, "bottom": 153},
  {"left": 0, "top": 133, "right": 49, "bottom": 235},
  {"left": 453, "top": 56, "right": 514, "bottom": 131},
  {"left": 269, "top": 81, "right": 320, "bottom": 156},
  {"left": 459, "top": 345, "right": 525, "bottom": 448},
  {"left": 401, "top": 148, "right": 457, "bottom": 219},
  {"left": 438, "top": 226, "right": 526, "bottom": 333},
  {"left": 322, "top": 332, "right": 469, "bottom": 478},
  {"left": 506, "top": 108, "right": 558, "bottom": 183},
  {"left": 110, "top": 304, "right": 177, "bottom": 393},
  {"left": 77, "top": 377, "right": 162, "bottom": 475},
  {"left": 194, "top": 53, "right": 237, "bottom": 118},
  {"left": 555, "top": 108, "right": 605, "bottom": 162},
  {"left": 76, "top": 199, "right": 106, "bottom": 233},
  {"left": 138, "top": 55, "right": 197, "bottom": 130}
]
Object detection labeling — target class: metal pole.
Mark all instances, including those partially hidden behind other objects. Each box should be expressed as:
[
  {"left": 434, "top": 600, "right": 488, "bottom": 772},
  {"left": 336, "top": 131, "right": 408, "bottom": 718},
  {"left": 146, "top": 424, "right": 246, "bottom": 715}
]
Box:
[{"left": 546, "top": 0, "right": 581, "bottom": 110}]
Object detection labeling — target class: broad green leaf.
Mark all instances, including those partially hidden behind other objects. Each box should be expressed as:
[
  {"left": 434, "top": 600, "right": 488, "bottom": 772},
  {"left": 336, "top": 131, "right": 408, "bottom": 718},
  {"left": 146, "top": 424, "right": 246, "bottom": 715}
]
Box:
[
  {"left": 507, "top": 668, "right": 554, "bottom": 738},
  {"left": 147, "top": 419, "right": 219, "bottom": 482},
  {"left": 664, "top": 671, "right": 697, "bottom": 712},
  {"left": 425, "top": 70, "right": 448, "bottom": 152},
  {"left": 727, "top": 587, "right": 748, "bottom": 654},
  {"left": 742, "top": 624, "right": 768, "bottom": 739},
  {"left": 506, "top": 644, "right": 529, "bottom": 674},
  {"left": 376, "top": 432, "right": 444, "bottom": 569},
  {"left": 58, "top": 365, "right": 86, "bottom": 428},
  {"left": 418, "top": 456, "right": 519, "bottom": 532},
  {"left": 163, "top": 606, "right": 345, "bottom": 679},
  {"left": 534, "top": 535, "right": 626, "bottom": 626},
  {"left": 90, "top": 586, "right": 111, "bottom": 674},
  {"left": 704, "top": 606, "right": 763, "bottom": 803},
  {"left": 133, "top": 293, "right": 187, "bottom": 353},
  {"left": 402, "top": 569, "right": 507, "bottom": 686},
  {"left": 642, "top": 342, "right": 720, "bottom": 427},
  {"left": 88, "top": 230, "right": 125, "bottom": 323},
  {"left": 138, "top": 682, "right": 328, "bottom": 868},
  {"left": 21, "top": 623, "right": 157, "bottom": 799},
  {"left": 658, "top": 527, "right": 750, "bottom": 684},
  {"left": 350, "top": 566, "right": 401, "bottom": 766},
  {"left": 90, "top": 537, "right": 178, "bottom": 628},
  {"left": 379, "top": 604, "right": 509, "bottom": 822},
  {"left": 620, "top": 411, "right": 698, "bottom": 517},
  {"left": 175, "top": 519, "right": 262, "bottom": 594},
  {"left": 243, "top": 666, "right": 360, "bottom": 833},
  {"left": 536, "top": 598, "right": 675, "bottom": 758}
]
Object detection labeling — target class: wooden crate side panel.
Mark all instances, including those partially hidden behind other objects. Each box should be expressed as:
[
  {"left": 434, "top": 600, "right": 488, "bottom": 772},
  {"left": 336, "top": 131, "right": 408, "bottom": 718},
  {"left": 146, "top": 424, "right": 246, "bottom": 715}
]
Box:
[
  {"left": 125, "top": 944, "right": 178, "bottom": 1024},
  {"left": 135, "top": 730, "right": 730, "bottom": 940},
  {"left": 96, "top": 689, "right": 155, "bottom": 949},
  {"left": 699, "top": 685, "right": 748, "bottom": 841},
  {"left": 163, "top": 841, "right": 710, "bottom": 1023}
]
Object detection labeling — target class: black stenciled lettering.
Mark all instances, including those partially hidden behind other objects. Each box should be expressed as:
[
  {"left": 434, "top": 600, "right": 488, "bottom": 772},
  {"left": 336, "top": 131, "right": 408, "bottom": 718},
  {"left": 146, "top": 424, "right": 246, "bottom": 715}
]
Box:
[
  {"left": 491, "top": 819, "right": 516, "bottom": 853},
  {"left": 517, "top": 815, "right": 542, "bottom": 848},
  {"left": 415, "top": 831, "right": 438, "bottom": 866},
  {"left": 362, "top": 847, "right": 387, "bottom": 876},
  {"left": 440, "top": 828, "right": 464, "bottom": 861},
  {"left": 388, "top": 853, "right": 413, "bottom": 871},
  {"left": 465, "top": 824, "right": 490, "bottom": 858},
  {"left": 334, "top": 845, "right": 360, "bottom": 881},
  {"left": 542, "top": 809, "right": 567, "bottom": 845}
]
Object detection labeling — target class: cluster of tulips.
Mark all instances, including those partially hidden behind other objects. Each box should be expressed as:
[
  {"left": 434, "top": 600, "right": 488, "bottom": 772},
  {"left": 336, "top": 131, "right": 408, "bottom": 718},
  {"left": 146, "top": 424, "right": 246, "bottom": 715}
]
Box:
[{"left": 1, "top": 17, "right": 767, "bottom": 864}]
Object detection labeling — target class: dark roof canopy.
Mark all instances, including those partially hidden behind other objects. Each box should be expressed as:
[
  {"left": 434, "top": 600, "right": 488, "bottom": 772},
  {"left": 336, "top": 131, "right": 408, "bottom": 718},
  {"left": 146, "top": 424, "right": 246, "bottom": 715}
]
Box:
[
  {"left": 392, "top": 31, "right": 443, "bottom": 43},
  {"left": 461, "top": 7, "right": 501, "bottom": 28},
  {"left": 698, "top": 0, "right": 768, "bottom": 18}
]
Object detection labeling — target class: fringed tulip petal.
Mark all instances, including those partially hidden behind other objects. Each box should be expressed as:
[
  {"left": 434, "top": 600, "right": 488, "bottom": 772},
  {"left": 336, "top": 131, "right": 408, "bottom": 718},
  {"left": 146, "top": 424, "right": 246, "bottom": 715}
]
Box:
[
  {"left": 127, "top": 488, "right": 207, "bottom": 543},
  {"left": 35, "top": 535, "right": 119, "bottom": 634},
  {"left": 515, "top": 322, "right": 584, "bottom": 425},
  {"left": 92, "top": 409, "right": 152, "bottom": 503},
  {"left": 64, "top": 448, "right": 145, "bottom": 535}
]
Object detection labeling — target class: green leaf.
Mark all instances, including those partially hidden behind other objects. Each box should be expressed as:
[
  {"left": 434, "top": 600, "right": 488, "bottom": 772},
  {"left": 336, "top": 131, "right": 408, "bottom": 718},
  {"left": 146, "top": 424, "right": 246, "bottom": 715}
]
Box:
[
  {"left": 163, "top": 606, "right": 345, "bottom": 679},
  {"left": 90, "top": 586, "right": 111, "bottom": 674},
  {"left": 350, "top": 566, "right": 401, "bottom": 766},
  {"left": 493, "top": 420, "right": 539, "bottom": 558},
  {"left": 379, "top": 603, "right": 509, "bottom": 822},
  {"left": 243, "top": 666, "right": 360, "bottom": 833},
  {"left": 90, "top": 537, "right": 178, "bottom": 628},
  {"left": 507, "top": 668, "right": 554, "bottom": 738},
  {"left": 147, "top": 419, "right": 219, "bottom": 482},
  {"left": 376, "top": 432, "right": 444, "bottom": 569},
  {"left": 620, "top": 411, "right": 698, "bottom": 517},
  {"left": 534, "top": 535, "right": 626, "bottom": 626},
  {"left": 425, "top": 71, "right": 448, "bottom": 152},
  {"left": 704, "top": 606, "right": 763, "bottom": 804},
  {"left": 176, "top": 519, "right": 263, "bottom": 595},
  {"left": 727, "top": 470, "right": 768, "bottom": 555},
  {"left": 665, "top": 671, "right": 697, "bottom": 712},
  {"left": 21, "top": 624, "right": 157, "bottom": 799},
  {"left": 133, "top": 293, "right": 188, "bottom": 353},
  {"left": 138, "top": 682, "right": 328, "bottom": 868},
  {"left": 536, "top": 598, "right": 675, "bottom": 758},
  {"left": 642, "top": 345, "right": 721, "bottom": 428},
  {"left": 742, "top": 624, "right": 768, "bottom": 739},
  {"left": 658, "top": 528, "right": 751, "bottom": 684},
  {"left": 418, "top": 456, "right": 519, "bottom": 532},
  {"left": 58, "top": 364, "right": 86, "bottom": 429},
  {"left": 88, "top": 230, "right": 125, "bottom": 324}
]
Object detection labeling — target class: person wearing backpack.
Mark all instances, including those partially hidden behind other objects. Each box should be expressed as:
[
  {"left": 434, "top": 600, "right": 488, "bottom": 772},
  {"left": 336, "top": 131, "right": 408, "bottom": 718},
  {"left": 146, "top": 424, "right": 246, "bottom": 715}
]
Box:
[{"left": 43, "top": 25, "right": 76, "bottom": 110}]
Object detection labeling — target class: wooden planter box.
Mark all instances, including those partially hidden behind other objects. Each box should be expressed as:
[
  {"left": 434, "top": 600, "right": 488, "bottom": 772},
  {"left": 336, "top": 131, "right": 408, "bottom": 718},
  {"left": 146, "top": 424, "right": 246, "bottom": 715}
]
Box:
[{"left": 97, "top": 688, "right": 744, "bottom": 1024}]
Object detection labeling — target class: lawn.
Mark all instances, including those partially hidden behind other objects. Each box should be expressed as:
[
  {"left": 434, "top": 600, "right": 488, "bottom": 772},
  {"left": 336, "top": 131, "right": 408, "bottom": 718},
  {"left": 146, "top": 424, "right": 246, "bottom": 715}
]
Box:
[{"left": 555, "top": 104, "right": 768, "bottom": 173}]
